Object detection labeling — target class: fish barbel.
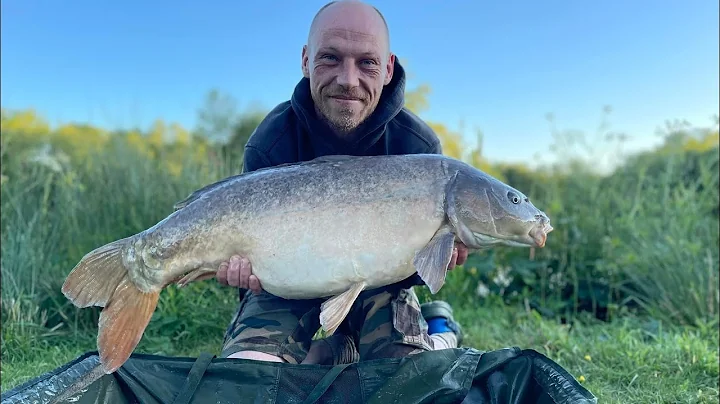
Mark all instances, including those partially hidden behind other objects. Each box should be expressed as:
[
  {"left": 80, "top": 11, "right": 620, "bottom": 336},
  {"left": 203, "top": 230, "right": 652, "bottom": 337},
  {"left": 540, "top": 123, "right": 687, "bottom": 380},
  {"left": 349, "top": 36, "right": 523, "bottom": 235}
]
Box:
[{"left": 61, "top": 154, "right": 553, "bottom": 374}]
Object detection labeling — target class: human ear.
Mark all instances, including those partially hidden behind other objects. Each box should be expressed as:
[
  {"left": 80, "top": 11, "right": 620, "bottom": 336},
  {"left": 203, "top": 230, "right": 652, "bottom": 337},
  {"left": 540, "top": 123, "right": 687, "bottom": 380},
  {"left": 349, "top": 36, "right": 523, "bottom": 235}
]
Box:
[
  {"left": 301, "top": 45, "right": 310, "bottom": 78},
  {"left": 384, "top": 53, "right": 395, "bottom": 85}
]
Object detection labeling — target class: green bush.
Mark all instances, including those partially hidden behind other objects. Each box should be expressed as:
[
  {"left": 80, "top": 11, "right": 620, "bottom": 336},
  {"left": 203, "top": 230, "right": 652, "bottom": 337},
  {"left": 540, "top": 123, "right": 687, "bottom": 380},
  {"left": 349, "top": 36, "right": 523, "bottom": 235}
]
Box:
[
  {"left": 1, "top": 111, "right": 718, "bottom": 351},
  {"left": 1, "top": 135, "right": 237, "bottom": 341},
  {"left": 418, "top": 131, "right": 719, "bottom": 327}
]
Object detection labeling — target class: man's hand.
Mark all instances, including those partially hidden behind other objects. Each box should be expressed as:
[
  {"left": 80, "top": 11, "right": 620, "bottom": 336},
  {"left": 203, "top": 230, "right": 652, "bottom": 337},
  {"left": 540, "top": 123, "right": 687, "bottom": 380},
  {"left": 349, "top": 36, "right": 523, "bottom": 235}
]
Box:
[
  {"left": 217, "top": 255, "right": 263, "bottom": 294},
  {"left": 448, "top": 242, "right": 469, "bottom": 270}
]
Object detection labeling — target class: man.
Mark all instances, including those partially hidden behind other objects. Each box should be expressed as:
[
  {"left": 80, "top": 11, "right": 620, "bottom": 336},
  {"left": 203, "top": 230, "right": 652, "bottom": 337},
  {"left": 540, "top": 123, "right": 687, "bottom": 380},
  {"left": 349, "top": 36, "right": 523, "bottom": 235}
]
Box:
[{"left": 215, "top": 0, "right": 469, "bottom": 366}]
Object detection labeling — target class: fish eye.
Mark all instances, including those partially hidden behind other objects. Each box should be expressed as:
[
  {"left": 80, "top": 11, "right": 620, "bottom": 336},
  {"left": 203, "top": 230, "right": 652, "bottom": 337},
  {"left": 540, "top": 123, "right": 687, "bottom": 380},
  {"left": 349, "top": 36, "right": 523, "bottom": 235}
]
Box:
[{"left": 507, "top": 191, "right": 520, "bottom": 204}]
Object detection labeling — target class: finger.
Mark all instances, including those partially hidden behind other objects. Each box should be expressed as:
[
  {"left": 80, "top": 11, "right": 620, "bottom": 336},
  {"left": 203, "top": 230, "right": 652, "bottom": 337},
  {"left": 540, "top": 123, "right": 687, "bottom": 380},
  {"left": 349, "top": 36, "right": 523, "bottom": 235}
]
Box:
[
  {"left": 217, "top": 262, "right": 229, "bottom": 285},
  {"left": 447, "top": 248, "right": 458, "bottom": 270},
  {"left": 227, "top": 256, "right": 241, "bottom": 287},
  {"left": 239, "top": 257, "right": 252, "bottom": 289},
  {"left": 457, "top": 246, "right": 469, "bottom": 266},
  {"left": 249, "top": 275, "right": 262, "bottom": 294}
]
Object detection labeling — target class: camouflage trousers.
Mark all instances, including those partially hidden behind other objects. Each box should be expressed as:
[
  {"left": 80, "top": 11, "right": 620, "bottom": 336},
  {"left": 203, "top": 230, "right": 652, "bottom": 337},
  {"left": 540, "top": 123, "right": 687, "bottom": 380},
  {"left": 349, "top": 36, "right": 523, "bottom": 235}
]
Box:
[{"left": 220, "top": 283, "right": 436, "bottom": 365}]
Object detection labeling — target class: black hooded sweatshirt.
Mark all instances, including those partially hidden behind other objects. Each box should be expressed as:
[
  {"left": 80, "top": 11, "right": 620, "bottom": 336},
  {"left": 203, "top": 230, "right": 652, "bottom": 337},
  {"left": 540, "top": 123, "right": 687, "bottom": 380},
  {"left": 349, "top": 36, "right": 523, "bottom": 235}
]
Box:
[
  {"left": 241, "top": 59, "right": 442, "bottom": 289},
  {"left": 243, "top": 59, "right": 442, "bottom": 171}
]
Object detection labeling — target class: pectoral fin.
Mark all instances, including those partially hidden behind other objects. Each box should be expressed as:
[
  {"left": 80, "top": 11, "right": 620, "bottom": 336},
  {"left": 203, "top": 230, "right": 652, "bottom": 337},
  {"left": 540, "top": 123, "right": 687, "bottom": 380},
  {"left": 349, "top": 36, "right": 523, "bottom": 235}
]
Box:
[
  {"left": 413, "top": 228, "right": 456, "bottom": 294},
  {"left": 319, "top": 281, "right": 367, "bottom": 335}
]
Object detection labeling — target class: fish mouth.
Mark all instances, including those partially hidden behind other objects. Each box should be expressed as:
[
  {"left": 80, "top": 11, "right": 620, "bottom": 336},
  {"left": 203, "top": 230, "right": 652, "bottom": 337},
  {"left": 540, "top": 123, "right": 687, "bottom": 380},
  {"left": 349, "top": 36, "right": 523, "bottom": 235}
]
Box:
[
  {"left": 471, "top": 221, "right": 554, "bottom": 249},
  {"left": 528, "top": 222, "right": 554, "bottom": 248},
  {"left": 472, "top": 232, "right": 535, "bottom": 248}
]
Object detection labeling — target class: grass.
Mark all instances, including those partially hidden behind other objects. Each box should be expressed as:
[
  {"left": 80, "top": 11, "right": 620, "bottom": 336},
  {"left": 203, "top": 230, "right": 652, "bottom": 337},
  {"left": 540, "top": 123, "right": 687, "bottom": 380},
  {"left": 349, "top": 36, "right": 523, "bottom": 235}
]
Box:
[
  {"left": 1, "top": 112, "right": 719, "bottom": 402},
  {"left": 457, "top": 306, "right": 719, "bottom": 403}
]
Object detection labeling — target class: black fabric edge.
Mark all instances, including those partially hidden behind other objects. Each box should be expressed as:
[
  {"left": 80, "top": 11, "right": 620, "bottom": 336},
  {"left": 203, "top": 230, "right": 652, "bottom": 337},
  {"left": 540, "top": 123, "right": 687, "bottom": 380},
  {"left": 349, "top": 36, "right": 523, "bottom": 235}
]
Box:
[
  {"left": 1, "top": 350, "right": 211, "bottom": 400},
  {"left": 521, "top": 349, "right": 598, "bottom": 403},
  {"left": 1, "top": 351, "right": 99, "bottom": 398}
]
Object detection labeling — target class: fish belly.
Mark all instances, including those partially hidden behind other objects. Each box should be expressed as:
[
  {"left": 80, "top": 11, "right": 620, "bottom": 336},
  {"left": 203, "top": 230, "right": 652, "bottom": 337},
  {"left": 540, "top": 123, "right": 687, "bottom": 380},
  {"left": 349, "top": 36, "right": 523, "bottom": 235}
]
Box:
[
  {"left": 242, "top": 196, "right": 445, "bottom": 300},
  {"left": 150, "top": 154, "right": 453, "bottom": 296}
]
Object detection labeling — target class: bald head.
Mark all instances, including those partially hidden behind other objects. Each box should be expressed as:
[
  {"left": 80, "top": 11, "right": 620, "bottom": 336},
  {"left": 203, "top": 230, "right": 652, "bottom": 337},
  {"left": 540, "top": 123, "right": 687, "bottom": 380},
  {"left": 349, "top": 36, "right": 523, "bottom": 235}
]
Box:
[{"left": 308, "top": 0, "right": 390, "bottom": 53}]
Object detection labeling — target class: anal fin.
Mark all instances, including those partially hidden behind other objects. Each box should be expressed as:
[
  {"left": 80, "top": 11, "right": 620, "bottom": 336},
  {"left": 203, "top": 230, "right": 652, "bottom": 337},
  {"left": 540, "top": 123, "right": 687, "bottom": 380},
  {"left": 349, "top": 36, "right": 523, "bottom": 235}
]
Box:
[
  {"left": 413, "top": 227, "right": 456, "bottom": 294},
  {"left": 320, "top": 281, "right": 367, "bottom": 335}
]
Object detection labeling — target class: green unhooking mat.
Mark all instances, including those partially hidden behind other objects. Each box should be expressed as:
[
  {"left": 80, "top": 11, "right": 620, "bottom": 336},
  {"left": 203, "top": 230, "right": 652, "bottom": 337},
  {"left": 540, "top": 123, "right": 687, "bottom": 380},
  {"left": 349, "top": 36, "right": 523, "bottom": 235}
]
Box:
[{"left": 1, "top": 347, "right": 596, "bottom": 404}]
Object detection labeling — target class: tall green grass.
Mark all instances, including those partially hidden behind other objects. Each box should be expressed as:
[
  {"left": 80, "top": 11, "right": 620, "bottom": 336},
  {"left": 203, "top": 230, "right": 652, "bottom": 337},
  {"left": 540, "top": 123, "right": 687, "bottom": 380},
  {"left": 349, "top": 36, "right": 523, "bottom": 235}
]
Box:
[
  {"left": 418, "top": 137, "right": 719, "bottom": 327},
  {"left": 1, "top": 124, "right": 718, "bottom": 356},
  {"left": 1, "top": 138, "right": 239, "bottom": 351}
]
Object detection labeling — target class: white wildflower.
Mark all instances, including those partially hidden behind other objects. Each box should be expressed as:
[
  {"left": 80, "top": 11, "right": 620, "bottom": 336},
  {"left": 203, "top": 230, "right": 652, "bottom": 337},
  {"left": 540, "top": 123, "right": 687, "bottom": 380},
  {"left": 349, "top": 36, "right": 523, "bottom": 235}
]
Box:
[
  {"left": 475, "top": 281, "right": 490, "bottom": 298},
  {"left": 492, "top": 266, "right": 512, "bottom": 288}
]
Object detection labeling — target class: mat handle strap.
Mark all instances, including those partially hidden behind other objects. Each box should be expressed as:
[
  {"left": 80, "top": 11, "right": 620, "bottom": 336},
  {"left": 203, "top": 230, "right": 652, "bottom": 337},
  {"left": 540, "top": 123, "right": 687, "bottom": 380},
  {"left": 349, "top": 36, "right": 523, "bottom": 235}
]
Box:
[{"left": 172, "top": 352, "right": 216, "bottom": 404}]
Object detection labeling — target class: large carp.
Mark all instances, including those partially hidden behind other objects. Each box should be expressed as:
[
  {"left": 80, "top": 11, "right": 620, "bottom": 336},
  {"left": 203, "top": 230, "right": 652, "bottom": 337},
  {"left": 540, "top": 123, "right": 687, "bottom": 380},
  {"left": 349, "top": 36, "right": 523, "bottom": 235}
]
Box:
[{"left": 61, "top": 154, "right": 553, "bottom": 374}]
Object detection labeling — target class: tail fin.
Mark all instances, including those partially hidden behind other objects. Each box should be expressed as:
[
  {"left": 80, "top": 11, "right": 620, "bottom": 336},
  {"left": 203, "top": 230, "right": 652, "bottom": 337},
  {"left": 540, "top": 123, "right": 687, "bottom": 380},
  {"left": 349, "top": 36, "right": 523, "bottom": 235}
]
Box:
[
  {"left": 96, "top": 276, "right": 159, "bottom": 373},
  {"left": 61, "top": 237, "right": 160, "bottom": 374}
]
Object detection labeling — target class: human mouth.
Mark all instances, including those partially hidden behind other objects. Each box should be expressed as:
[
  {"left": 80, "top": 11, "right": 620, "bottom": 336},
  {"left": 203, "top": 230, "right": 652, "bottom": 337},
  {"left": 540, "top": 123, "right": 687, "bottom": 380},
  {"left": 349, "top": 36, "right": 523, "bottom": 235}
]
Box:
[
  {"left": 331, "top": 95, "right": 361, "bottom": 100},
  {"left": 330, "top": 96, "right": 362, "bottom": 106}
]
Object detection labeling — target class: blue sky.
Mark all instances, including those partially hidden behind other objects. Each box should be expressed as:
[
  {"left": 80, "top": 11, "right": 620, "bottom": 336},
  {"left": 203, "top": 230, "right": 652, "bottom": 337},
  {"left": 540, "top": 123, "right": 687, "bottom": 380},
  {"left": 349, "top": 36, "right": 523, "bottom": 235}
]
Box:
[{"left": 2, "top": 0, "right": 718, "bottom": 167}]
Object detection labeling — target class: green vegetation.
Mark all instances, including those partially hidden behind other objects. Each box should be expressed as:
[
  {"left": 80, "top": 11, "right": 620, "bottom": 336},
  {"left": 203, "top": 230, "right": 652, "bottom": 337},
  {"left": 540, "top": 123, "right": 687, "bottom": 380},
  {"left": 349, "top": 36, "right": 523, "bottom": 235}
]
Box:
[{"left": 1, "top": 88, "right": 718, "bottom": 402}]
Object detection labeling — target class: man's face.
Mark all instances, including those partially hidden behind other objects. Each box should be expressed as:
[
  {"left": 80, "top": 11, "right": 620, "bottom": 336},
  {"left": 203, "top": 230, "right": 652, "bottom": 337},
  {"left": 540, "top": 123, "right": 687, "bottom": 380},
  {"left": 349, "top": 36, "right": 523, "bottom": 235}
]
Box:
[{"left": 302, "top": 5, "right": 395, "bottom": 136}]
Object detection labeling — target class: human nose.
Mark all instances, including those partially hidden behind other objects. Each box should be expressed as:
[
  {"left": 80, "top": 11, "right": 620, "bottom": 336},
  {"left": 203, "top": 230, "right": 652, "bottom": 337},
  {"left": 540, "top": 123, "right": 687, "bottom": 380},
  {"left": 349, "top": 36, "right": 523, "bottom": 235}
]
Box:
[{"left": 336, "top": 61, "right": 360, "bottom": 88}]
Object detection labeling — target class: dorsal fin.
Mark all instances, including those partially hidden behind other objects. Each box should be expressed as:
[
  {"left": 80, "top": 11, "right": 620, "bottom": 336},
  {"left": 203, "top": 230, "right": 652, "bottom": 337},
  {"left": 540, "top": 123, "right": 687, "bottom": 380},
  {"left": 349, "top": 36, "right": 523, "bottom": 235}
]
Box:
[
  {"left": 172, "top": 154, "right": 361, "bottom": 211},
  {"left": 305, "top": 155, "right": 358, "bottom": 164},
  {"left": 173, "top": 173, "right": 245, "bottom": 211}
]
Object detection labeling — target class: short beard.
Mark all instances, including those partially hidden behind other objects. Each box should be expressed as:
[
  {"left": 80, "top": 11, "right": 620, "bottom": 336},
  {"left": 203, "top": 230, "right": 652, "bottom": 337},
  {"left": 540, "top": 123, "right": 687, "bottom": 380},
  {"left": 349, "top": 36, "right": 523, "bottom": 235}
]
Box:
[
  {"left": 314, "top": 103, "right": 361, "bottom": 137},
  {"left": 310, "top": 80, "right": 378, "bottom": 139}
]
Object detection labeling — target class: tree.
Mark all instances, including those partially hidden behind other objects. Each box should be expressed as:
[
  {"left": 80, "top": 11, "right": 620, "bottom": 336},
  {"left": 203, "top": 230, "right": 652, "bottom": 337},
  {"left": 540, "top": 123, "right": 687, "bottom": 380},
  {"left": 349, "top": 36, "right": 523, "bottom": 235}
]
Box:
[
  {"left": 222, "top": 110, "right": 266, "bottom": 165},
  {"left": 402, "top": 81, "right": 505, "bottom": 179},
  {"left": 194, "top": 89, "right": 240, "bottom": 144}
]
